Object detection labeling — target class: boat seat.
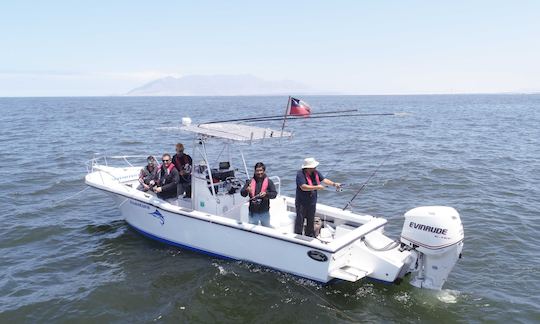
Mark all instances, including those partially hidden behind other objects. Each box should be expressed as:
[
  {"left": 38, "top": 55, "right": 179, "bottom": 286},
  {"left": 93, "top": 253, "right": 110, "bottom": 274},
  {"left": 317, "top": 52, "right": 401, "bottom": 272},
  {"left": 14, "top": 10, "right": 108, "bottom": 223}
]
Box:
[
  {"left": 270, "top": 197, "right": 296, "bottom": 233},
  {"left": 239, "top": 197, "right": 296, "bottom": 232},
  {"left": 273, "top": 212, "right": 296, "bottom": 233}
]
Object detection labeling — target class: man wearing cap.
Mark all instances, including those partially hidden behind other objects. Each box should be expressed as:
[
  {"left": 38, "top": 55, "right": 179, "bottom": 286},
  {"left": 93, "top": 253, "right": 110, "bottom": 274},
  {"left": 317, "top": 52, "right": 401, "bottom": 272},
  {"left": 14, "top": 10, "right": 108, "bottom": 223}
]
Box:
[{"left": 295, "top": 158, "right": 341, "bottom": 237}]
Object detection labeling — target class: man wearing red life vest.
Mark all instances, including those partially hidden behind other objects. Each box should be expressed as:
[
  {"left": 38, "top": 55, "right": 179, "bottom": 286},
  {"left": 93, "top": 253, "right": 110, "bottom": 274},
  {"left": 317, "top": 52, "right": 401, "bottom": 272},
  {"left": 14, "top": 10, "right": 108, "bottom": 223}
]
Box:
[
  {"left": 240, "top": 162, "right": 277, "bottom": 227},
  {"left": 295, "top": 158, "right": 341, "bottom": 237},
  {"left": 154, "top": 154, "right": 180, "bottom": 199}
]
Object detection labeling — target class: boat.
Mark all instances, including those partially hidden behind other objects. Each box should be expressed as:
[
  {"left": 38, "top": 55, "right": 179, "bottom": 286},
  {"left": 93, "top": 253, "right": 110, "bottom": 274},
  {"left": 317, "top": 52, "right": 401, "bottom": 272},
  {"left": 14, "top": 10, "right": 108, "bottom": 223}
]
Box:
[{"left": 85, "top": 119, "right": 464, "bottom": 290}]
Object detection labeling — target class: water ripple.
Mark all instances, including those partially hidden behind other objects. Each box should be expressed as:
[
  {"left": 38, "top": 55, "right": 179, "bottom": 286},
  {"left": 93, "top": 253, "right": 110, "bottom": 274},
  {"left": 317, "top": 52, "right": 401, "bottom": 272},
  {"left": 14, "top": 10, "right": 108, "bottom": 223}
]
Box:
[{"left": 0, "top": 95, "right": 539, "bottom": 322}]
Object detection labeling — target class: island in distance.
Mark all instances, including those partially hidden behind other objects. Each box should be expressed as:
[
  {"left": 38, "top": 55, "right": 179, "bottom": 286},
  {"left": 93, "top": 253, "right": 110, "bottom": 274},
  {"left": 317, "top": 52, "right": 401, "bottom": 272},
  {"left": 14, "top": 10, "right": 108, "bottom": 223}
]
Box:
[{"left": 125, "top": 74, "right": 327, "bottom": 96}]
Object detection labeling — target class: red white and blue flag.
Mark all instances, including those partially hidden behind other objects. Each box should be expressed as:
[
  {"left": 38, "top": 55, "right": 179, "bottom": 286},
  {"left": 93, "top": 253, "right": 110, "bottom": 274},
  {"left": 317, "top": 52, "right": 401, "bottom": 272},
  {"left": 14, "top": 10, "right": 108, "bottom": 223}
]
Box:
[{"left": 288, "top": 97, "right": 312, "bottom": 116}]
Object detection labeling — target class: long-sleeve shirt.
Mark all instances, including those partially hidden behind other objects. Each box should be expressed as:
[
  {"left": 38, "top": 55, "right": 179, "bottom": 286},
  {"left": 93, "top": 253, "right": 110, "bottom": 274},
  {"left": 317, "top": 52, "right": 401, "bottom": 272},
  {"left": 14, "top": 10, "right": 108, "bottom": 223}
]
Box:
[
  {"left": 240, "top": 176, "right": 277, "bottom": 213},
  {"left": 158, "top": 166, "right": 180, "bottom": 194}
]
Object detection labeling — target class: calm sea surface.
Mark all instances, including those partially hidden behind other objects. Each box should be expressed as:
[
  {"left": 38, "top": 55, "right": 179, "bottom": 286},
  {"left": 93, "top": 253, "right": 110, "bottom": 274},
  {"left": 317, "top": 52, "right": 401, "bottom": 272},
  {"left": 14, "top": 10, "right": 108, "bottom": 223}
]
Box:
[{"left": 0, "top": 95, "right": 539, "bottom": 323}]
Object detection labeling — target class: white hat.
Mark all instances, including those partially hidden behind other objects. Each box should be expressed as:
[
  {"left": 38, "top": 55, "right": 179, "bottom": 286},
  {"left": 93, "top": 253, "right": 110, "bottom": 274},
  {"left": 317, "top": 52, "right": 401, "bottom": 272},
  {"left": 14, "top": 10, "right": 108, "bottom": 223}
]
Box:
[{"left": 302, "top": 157, "right": 319, "bottom": 169}]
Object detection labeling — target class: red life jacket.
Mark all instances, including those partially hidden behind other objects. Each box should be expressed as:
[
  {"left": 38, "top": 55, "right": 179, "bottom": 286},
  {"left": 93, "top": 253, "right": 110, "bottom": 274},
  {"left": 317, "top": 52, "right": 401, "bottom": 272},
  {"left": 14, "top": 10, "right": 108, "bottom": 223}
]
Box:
[
  {"left": 250, "top": 177, "right": 269, "bottom": 198},
  {"left": 166, "top": 163, "right": 175, "bottom": 174},
  {"left": 158, "top": 163, "right": 176, "bottom": 175},
  {"left": 304, "top": 171, "right": 320, "bottom": 186}
]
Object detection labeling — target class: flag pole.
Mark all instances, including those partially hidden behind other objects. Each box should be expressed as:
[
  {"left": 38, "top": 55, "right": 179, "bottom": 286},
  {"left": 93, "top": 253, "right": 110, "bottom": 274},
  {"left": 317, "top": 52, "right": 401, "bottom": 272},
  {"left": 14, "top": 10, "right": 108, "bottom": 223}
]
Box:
[{"left": 280, "top": 96, "right": 291, "bottom": 138}]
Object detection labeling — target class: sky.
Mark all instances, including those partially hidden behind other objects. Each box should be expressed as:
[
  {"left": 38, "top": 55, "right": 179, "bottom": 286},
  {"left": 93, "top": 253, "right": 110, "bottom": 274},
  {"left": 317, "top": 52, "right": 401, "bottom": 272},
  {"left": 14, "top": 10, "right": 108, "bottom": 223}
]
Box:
[{"left": 1, "top": 0, "right": 539, "bottom": 96}]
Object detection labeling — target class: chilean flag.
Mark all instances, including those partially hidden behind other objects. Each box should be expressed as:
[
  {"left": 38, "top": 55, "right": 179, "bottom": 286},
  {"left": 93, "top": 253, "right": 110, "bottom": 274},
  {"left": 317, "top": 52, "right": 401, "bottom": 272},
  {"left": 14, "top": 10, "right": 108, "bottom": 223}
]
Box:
[{"left": 288, "top": 97, "right": 312, "bottom": 116}]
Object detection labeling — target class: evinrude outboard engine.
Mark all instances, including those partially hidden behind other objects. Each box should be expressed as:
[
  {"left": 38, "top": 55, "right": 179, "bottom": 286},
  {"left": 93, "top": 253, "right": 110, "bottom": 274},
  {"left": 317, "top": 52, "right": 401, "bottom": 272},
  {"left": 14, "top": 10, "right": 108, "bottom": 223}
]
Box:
[{"left": 400, "top": 206, "right": 464, "bottom": 290}]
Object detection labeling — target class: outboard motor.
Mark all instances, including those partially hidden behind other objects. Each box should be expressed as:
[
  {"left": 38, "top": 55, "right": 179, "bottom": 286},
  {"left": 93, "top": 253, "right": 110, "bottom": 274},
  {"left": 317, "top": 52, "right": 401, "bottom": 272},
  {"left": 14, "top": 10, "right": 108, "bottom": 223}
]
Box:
[{"left": 400, "top": 206, "right": 464, "bottom": 290}]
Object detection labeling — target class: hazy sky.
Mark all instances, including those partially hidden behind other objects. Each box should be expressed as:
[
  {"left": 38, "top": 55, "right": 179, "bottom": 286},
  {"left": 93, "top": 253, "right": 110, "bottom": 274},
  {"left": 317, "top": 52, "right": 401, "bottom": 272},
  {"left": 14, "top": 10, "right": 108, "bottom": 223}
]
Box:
[{"left": 1, "top": 1, "right": 539, "bottom": 96}]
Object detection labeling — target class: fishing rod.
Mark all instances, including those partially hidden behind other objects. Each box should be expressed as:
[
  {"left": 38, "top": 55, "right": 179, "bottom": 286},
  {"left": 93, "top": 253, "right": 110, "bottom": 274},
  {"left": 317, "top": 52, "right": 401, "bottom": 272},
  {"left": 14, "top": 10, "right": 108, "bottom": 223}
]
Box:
[
  {"left": 221, "top": 191, "right": 271, "bottom": 216},
  {"left": 201, "top": 109, "right": 358, "bottom": 125},
  {"left": 323, "top": 184, "right": 345, "bottom": 192},
  {"left": 323, "top": 183, "right": 362, "bottom": 192},
  {"left": 241, "top": 112, "right": 397, "bottom": 123},
  {"left": 342, "top": 152, "right": 392, "bottom": 211}
]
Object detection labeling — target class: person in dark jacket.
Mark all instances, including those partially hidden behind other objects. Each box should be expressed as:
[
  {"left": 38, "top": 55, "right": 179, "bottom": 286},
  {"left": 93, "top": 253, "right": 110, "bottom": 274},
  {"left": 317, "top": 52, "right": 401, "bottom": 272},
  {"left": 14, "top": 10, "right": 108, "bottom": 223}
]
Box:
[
  {"left": 137, "top": 155, "right": 159, "bottom": 191},
  {"left": 294, "top": 158, "right": 341, "bottom": 237},
  {"left": 172, "top": 143, "right": 193, "bottom": 198},
  {"left": 240, "top": 162, "right": 277, "bottom": 227},
  {"left": 153, "top": 154, "right": 179, "bottom": 200}
]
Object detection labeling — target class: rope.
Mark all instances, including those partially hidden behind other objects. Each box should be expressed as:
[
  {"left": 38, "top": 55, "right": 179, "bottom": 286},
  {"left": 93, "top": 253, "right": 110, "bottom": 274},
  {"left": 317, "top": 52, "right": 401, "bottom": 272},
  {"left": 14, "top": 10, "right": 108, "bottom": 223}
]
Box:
[
  {"left": 52, "top": 186, "right": 90, "bottom": 206},
  {"left": 297, "top": 283, "right": 357, "bottom": 322}
]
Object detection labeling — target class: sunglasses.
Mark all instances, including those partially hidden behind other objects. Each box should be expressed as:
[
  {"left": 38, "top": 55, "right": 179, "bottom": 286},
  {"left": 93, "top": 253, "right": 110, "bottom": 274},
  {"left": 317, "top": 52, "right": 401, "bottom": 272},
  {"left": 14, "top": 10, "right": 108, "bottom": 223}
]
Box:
[{"left": 162, "top": 159, "right": 171, "bottom": 162}]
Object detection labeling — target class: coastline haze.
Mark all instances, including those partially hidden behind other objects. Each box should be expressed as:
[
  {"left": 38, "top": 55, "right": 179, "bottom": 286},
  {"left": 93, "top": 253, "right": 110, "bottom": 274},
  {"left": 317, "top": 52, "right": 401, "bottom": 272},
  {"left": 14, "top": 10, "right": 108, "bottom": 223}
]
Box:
[
  {"left": 1, "top": 1, "right": 539, "bottom": 97},
  {"left": 125, "top": 75, "right": 323, "bottom": 96}
]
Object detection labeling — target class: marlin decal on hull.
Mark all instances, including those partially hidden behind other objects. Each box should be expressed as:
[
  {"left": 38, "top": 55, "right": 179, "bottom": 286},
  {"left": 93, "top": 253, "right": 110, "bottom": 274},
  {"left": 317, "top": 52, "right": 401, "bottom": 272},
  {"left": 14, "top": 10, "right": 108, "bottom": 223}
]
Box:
[{"left": 149, "top": 209, "right": 165, "bottom": 225}]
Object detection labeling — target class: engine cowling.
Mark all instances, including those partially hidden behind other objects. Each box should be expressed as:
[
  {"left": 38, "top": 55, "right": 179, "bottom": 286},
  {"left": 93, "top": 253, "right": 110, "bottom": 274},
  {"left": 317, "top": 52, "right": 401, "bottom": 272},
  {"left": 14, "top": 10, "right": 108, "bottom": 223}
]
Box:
[{"left": 400, "top": 206, "right": 464, "bottom": 290}]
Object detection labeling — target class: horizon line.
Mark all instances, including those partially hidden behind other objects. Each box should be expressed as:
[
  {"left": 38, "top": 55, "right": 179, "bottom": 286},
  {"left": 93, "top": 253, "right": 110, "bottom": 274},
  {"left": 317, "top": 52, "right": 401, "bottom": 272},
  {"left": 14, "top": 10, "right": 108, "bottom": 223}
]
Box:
[{"left": 1, "top": 91, "right": 539, "bottom": 99}]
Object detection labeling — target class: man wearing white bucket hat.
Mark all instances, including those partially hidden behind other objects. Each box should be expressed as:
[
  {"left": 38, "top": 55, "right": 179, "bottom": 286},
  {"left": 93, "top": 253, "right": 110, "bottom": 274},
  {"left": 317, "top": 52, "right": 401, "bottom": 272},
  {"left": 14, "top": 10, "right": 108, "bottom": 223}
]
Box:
[{"left": 294, "top": 157, "right": 341, "bottom": 237}]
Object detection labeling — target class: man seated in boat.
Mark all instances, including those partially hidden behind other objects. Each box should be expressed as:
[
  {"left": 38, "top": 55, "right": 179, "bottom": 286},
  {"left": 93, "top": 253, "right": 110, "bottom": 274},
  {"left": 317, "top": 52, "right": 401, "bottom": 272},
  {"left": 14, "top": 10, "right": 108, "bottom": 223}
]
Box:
[
  {"left": 240, "top": 162, "right": 277, "bottom": 227},
  {"left": 295, "top": 158, "right": 341, "bottom": 237},
  {"left": 137, "top": 155, "right": 159, "bottom": 191},
  {"left": 172, "top": 143, "right": 192, "bottom": 198},
  {"left": 153, "top": 154, "right": 180, "bottom": 199}
]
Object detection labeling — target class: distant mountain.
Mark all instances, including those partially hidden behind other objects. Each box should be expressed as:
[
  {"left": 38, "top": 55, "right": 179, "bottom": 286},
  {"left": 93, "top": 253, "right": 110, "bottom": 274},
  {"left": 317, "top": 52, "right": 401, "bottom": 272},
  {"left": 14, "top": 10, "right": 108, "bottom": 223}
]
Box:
[{"left": 125, "top": 74, "right": 315, "bottom": 96}]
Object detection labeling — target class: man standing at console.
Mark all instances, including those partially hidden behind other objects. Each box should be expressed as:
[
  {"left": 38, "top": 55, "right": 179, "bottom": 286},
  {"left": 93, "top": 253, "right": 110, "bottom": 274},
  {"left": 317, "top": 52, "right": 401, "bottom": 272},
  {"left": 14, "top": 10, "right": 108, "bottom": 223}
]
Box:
[{"left": 294, "top": 158, "right": 341, "bottom": 237}]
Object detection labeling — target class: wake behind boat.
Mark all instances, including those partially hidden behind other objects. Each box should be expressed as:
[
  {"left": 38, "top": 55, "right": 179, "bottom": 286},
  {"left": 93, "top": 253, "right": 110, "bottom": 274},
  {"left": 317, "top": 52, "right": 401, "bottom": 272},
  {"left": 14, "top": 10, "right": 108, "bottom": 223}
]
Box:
[{"left": 85, "top": 119, "right": 464, "bottom": 290}]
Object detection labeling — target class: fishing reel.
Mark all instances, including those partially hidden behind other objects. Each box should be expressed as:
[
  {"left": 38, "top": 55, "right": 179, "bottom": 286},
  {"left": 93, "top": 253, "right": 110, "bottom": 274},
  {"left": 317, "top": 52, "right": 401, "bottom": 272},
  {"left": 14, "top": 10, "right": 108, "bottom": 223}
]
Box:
[
  {"left": 326, "top": 184, "right": 344, "bottom": 192},
  {"left": 250, "top": 192, "right": 266, "bottom": 205}
]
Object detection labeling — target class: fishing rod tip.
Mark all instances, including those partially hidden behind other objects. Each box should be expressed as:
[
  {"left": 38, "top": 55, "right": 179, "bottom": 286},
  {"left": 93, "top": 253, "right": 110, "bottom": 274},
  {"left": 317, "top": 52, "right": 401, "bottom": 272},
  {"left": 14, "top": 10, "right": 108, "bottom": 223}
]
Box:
[{"left": 394, "top": 112, "right": 410, "bottom": 117}]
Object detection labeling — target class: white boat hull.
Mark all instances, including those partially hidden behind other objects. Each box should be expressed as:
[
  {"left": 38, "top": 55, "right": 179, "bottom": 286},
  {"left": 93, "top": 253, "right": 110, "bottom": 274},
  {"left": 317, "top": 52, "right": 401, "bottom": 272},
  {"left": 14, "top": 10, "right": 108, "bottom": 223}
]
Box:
[
  {"left": 98, "top": 189, "right": 410, "bottom": 284},
  {"left": 116, "top": 195, "right": 334, "bottom": 282},
  {"left": 85, "top": 159, "right": 463, "bottom": 289}
]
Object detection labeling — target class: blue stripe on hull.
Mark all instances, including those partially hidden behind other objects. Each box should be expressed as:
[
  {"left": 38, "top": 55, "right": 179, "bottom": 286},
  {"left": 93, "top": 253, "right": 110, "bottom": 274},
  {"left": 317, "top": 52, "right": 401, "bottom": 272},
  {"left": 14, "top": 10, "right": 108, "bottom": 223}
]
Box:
[
  {"left": 129, "top": 223, "right": 235, "bottom": 261},
  {"left": 127, "top": 222, "right": 332, "bottom": 284}
]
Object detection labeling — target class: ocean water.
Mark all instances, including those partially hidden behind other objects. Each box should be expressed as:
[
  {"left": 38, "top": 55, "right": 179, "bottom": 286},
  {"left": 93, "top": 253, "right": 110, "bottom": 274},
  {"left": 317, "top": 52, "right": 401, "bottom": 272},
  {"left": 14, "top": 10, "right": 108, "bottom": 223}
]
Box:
[{"left": 0, "top": 95, "right": 538, "bottom": 323}]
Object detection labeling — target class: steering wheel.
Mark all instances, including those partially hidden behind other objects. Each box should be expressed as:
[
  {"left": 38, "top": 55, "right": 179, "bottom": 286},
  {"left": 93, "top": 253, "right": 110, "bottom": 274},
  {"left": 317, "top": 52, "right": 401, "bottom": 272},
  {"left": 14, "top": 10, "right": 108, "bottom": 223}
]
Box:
[{"left": 225, "top": 176, "right": 244, "bottom": 189}]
